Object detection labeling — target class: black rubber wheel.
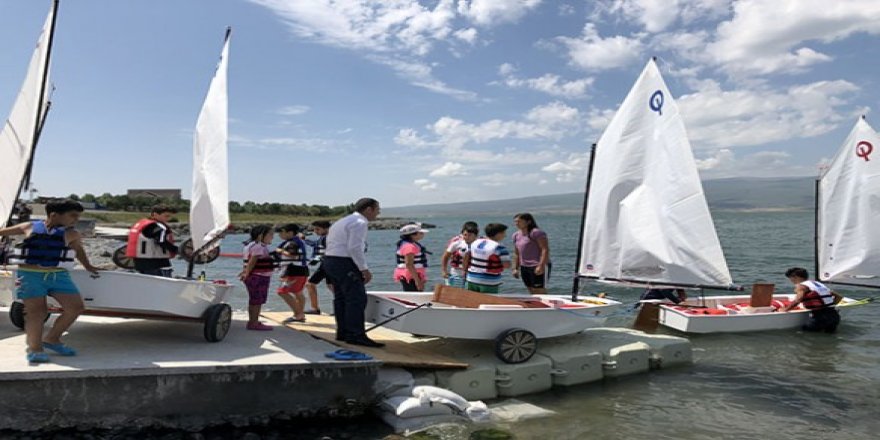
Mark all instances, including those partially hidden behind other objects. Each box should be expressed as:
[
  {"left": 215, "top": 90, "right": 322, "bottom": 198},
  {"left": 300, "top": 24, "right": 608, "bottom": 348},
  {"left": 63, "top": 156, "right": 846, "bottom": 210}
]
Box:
[
  {"left": 112, "top": 244, "right": 136, "bottom": 270},
  {"left": 9, "top": 301, "right": 51, "bottom": 329},
  {"left": 9, "top": 301, "right": 25, "bottom": 329},
  {"left": 494, "top": 328, "right": 537, "bottom": 364},
  {"left": 181, "top": 239, "right": 221, "bottom": 265},
  {"left": 203, "top": 303, "right": 232, "bottom": 342}
]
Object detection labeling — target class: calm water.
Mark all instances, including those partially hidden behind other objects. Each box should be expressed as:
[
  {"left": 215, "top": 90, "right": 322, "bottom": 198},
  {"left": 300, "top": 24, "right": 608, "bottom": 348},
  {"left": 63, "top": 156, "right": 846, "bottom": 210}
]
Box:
[{"left": 183, "top": 211, "right": 880, "bottom": 439}]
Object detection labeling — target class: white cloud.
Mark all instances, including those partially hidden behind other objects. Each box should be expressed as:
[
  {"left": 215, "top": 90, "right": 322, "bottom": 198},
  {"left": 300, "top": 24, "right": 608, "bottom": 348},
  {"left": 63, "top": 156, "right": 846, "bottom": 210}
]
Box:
[
  {"left": 430, "top": 161, "right": 467, "bottom": 177},
  {"left": 542, "top": 152, "right": 588, "bottom": 182},
  {"left": 694, "top": 148, "right": 734, "bottom": 170},
  {"left": 706, "top": 0, "right": 880, "bottom": 75},
  {"left": 457, "top": 0, "right": 543, "bottom": 26},
  {"left": 230, "top": 134, "right": 343, "bottom": 152},
  {"left": 678, "top": 79, "right": 860, "bottom": 148},
  {"left": 277, "top": 105, "right": 310, "bottom": 116},
  {"left": 414, "top": 178, "right": 438, "bottom": 191},
  {"left": 557, "top": 23, "right": 643, "bottom": 72},
  {"left": 694, "top": 149, "right": 817, "bottom": 178},
  {"left": 395, "top": 128, "right": 431, "bottom": 148},
  {"left": 425, "top": 101, "right": 581, "bottom": 153},
  {"left": 495, "top": 63, "right": 594, "bottom": 99},
  {"left": 453, "top": 27, "right": 478, "bottom": 44},
  {"left": 605, "top": 0, "right": 729, "bottom": 32}
]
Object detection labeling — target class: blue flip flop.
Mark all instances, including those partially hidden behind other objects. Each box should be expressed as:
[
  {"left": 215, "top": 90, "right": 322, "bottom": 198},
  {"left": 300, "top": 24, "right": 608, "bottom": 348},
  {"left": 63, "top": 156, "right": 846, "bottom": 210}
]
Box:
[
  {"left": 26, "top": 351, "right": 49, "bottom": 363},
  {"left": 324, "top": 349, "right": 373, "bottom": 361},
  {"left": 42, "top": 342, "right": 77, "bottom": 356}
]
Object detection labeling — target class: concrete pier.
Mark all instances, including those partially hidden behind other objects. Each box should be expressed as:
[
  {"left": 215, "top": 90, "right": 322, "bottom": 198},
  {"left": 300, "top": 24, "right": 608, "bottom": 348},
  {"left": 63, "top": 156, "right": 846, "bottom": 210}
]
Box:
[{"left": 0, "top": 309, "right": 378, "bottom": 431}]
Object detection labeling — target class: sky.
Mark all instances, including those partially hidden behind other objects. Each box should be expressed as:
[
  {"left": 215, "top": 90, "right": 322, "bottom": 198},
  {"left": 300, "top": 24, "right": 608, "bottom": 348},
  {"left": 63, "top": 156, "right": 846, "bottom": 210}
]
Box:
[{"left": 1, "top": 0, "right": 879, "bottom": 208}]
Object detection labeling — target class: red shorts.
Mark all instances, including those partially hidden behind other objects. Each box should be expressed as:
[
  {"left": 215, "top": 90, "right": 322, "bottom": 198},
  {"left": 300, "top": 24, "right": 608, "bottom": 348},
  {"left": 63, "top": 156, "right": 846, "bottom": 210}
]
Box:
[{"left": 277, "top": 276, "right": 307, "bottom": 295}]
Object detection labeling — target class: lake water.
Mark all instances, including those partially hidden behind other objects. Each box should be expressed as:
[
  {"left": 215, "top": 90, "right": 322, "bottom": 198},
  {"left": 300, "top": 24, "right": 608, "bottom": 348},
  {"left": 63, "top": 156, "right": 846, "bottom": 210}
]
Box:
[{"left": 182, "top": 211, "right": 880, "bottom": 439}]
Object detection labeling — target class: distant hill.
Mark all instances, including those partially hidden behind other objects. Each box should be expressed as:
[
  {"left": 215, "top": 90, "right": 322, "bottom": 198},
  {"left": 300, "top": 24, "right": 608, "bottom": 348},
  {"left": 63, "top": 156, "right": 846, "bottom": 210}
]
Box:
[{"left": 382, "top": 177, "right": 815, "bottom": 217}]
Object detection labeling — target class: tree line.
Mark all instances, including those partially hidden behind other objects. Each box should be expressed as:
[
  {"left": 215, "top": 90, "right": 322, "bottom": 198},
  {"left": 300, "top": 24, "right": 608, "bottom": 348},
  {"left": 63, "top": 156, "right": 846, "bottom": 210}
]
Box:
[{"left": 65, "top": 193, "right": 354, "bottom": 217}]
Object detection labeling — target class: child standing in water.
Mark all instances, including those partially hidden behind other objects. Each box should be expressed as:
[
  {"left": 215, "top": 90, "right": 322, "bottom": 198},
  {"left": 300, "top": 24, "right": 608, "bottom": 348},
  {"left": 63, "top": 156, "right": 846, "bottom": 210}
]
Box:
[
  {"left": 274, "top": 224, "right": 308, "bottom": 324},
  {"left": 239, "top": 225, "right": 275, "bottom": 331}
]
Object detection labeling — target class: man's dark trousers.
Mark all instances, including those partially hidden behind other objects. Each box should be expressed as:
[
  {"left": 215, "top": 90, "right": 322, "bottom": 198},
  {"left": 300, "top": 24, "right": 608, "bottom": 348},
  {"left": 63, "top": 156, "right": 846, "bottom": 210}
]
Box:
[{"left": 323, "top": 256, "right": 367, "bottom": 341}]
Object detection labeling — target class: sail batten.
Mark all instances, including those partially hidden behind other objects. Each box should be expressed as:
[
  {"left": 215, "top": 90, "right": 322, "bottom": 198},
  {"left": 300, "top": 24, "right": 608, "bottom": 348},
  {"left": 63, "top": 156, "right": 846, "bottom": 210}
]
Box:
[
  {"left": 576, "top": 59, "right": 734, "bottom": 288},
  {"left": 189, "top": 30, "right": 231, "bottom": 251},
  {"left": 0, "top": 3, "right": 56, "bottom": 228},
  {"left": 817, "top": 117, "right": 880, "bottom": 287}
]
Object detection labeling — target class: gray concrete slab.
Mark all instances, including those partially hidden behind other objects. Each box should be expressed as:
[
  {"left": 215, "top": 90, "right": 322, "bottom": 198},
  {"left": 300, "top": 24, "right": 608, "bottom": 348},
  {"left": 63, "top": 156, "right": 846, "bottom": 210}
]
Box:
[{"left": 0, "top": 308, "right": 380, "bottom": 431}]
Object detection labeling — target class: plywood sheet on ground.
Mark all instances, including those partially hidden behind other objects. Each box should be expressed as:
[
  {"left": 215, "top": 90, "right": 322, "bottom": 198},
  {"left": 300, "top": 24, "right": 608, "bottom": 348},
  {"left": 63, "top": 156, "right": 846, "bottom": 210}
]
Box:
[{"left": 262, "top": 312, "right": 468, "bottom": 369}]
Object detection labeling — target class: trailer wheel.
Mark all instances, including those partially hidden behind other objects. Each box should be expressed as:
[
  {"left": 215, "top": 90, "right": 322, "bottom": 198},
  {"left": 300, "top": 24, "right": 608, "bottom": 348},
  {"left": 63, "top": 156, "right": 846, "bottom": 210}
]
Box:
[
  {"left": 494, "top": 328, "right": 537, "bottom": 364},
  {"left": 204, "top": 303, "right": 232, "bottom": 342},
  {"left": 112, "top": 244, "right": 136, "bottom": 270},
  {"left": 8, "top": 301, "right": 49, "bottom": 330}
]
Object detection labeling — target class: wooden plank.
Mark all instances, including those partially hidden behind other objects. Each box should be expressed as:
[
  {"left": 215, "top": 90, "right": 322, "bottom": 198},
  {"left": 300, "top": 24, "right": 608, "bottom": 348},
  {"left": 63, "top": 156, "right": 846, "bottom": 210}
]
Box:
[
  {"left": 432, "top": 285, "right": 546, "bottom": 308},
  {"left": 632, "top": 303, "right": 660, "bottom": 333},
  {"left": 262, "top": 312, "right": 468, "bottom": 369},
  {"left": 750, "top": 283, "right": 775, "bottom": 307}
]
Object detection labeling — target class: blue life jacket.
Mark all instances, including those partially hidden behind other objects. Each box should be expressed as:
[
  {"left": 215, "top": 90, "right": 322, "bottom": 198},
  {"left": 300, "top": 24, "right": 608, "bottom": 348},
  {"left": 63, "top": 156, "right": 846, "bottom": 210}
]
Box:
[{"left": 15, "top": 220, "right": 74, "bottom": 267}]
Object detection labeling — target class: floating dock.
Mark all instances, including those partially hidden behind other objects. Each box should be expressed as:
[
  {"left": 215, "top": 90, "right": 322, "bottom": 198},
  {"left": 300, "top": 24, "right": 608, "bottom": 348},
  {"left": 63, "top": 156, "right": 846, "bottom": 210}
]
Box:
[{"left": 1, "top": 307, "right": 692, "bottom": 432}]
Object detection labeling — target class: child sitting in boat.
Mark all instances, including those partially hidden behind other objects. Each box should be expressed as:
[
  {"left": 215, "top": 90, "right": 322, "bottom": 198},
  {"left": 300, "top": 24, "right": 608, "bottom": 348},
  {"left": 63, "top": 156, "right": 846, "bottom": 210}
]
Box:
[
  {"left": 274, "top": 224, "right": 308, "bottom": 323},
  {"left": 0, "top": 199, "right": 101, "bottom": 363},
  {"left": 239, "top": 225, "right": 275, "bottom": 331},
  {"left": 463, "top": 223, "right": 511, "bottom": 294},
  {"left": 393, "top": 223, "right": 430, "bottom": 291}
]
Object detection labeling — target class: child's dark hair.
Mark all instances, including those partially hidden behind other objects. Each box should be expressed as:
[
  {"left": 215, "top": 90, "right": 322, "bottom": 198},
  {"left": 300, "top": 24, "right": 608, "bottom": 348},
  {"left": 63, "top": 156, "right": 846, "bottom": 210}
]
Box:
[
  {"left": 311, "top": 220, "right": 331, "bottom": 229},
  {"left": 485, "top": 223, "right": 507, "bottom": 238},
  {"left": 514, "top": 213, "right": 538, "bottom": 232},
  {"left": 785, "top": 267, "right": 809, "bottom": 279},
  {"left": 461, "top": 221, "right": 479, "bottom": 235},
  {"left": 45, "top": 199, "right": 84, "bottom": 215},
  {"left": 151, "top": 204, "right": 177, "bottom": 215},
  {"left": 276, "top": 223, "right": 300, "bottom": 234},
  {"left": 245, "top": 224, "right": 273, "bottom": 244}
]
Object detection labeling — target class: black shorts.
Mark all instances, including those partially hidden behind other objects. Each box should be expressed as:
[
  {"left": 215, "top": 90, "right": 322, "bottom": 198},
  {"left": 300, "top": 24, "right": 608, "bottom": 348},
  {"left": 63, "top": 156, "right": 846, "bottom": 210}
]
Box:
[
  {"left": 398, "top": 277, "right": 421, "bottom": 292},
  {"left": 520, "top": 263, "right": 551, "bottom": 289},
  {"left": 804, "top": 307, "right": 840, "bottom": 333},
  {"left": 308, "top": 264, "right": 328, "bottom": 285}
]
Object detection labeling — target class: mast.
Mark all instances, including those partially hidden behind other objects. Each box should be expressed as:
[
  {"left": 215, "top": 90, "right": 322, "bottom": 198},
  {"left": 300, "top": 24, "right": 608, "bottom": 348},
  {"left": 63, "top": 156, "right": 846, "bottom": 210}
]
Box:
[
  {"left": 4, "top": 0, "right": 59, "bottom": 226},
  {"left": 813, "top": 176, "right": 820, "bottom": 281},
  {"left": 571, "top": 143, "right": 597, "bottom": 301}
]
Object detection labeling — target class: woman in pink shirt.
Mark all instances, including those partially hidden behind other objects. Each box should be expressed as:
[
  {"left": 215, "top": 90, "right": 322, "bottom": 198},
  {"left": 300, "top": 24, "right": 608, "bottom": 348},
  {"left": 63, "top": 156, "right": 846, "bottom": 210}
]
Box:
[
  {"left": 393, "top": 223, "right": 429, "bottom": 291},
  {"left": 512, "top": 213, "right": 551, "bottom": 294}
]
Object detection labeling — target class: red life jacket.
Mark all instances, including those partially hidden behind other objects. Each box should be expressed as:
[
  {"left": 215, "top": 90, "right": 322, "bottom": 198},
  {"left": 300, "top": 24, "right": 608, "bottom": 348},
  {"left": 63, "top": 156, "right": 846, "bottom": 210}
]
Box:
[
  {"left": 800, "top": 280, "right": 835, "bottom": 310},
  {"left": 125, "top": 219, "right": 176, "bottom": 258}
]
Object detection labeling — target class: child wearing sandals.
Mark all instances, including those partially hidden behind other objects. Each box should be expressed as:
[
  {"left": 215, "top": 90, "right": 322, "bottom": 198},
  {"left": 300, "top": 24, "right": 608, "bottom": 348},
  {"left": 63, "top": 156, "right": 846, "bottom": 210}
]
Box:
[
  {"left": 274, "top": 224, "right": 308, "bottom": 324},
  {"left": 239, "top": 225, "right": 275, "bottom": 331}
]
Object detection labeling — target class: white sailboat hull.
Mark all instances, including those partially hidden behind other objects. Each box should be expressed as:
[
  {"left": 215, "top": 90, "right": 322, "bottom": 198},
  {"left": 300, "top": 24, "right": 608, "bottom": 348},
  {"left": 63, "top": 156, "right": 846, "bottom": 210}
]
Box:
[
  {"left": 657, "top": 294, "right": 863, "bottom": 334},
  {"left": 68, "top": 269, "right": 234, "bottom": 319},
  {"left": 365, "top": 291, "right": 622, "bottom": 340}
]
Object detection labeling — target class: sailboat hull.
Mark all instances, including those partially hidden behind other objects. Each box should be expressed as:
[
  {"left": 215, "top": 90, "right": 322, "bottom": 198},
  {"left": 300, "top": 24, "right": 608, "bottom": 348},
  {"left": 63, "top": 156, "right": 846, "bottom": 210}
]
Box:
[
  {"left": 68, "top": 269, "right": 234, "bottom": 318},
  {"left": 365, "top": 291, "right": 622, "bottom": 340},
  {"left": 657, "top": 294, "right": 863, "bottom": 333}
]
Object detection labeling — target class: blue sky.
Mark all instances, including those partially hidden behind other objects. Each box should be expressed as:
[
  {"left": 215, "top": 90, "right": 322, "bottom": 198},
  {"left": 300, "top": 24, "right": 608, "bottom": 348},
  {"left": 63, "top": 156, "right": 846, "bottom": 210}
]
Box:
[{"left": 2, "top": 1, "right": 879, "bottom": 207}]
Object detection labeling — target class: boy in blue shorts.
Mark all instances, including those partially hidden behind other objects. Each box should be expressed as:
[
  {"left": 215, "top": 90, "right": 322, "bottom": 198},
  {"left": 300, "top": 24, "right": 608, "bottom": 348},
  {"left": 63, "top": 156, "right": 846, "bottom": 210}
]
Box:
[{"left": 0, "top": 199, "right": 101, "bottom": 363}]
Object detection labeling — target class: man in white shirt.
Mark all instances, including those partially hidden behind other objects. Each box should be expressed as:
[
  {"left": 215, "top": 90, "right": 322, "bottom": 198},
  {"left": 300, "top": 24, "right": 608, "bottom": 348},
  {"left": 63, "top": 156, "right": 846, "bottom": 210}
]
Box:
[{"left": 323, "top": 198, "right": 384, "bottom": 347}]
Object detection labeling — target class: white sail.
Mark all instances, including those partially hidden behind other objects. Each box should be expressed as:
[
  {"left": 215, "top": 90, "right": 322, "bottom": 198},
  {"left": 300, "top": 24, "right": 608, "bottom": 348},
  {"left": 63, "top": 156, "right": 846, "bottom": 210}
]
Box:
[
  {"left": 817, "top": 117, "right": 880, "bottom": 287},
  {"left": 577, "top": 59, "right": 733, "bottom": 288},
  {"left": 0, "top": 4, "right": 55, "bottom": 228},
  {"left": 190, "top": 30, "right": 231, "bottom": 251}
]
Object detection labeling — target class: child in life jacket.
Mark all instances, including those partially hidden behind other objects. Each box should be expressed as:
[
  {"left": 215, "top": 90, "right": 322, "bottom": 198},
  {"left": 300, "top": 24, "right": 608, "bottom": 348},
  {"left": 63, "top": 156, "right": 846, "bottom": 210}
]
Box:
[
  {"left": 239, "top": 225, "right": 275, "bottom": 331},
  {"left": 463, "top": 223, "right": 511, "bottom": 294},
  {"left": 0, "top": 199, "right": 101, "bottom": 363},
  {"left": 274, "top": 224, "right": 308, "bottom": 324},
  {"left": 303, "top": 220, "right": 332, "bottom": 315},
  {"left": 393, "top": 223, "right": 430, "bottom": 291}
]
